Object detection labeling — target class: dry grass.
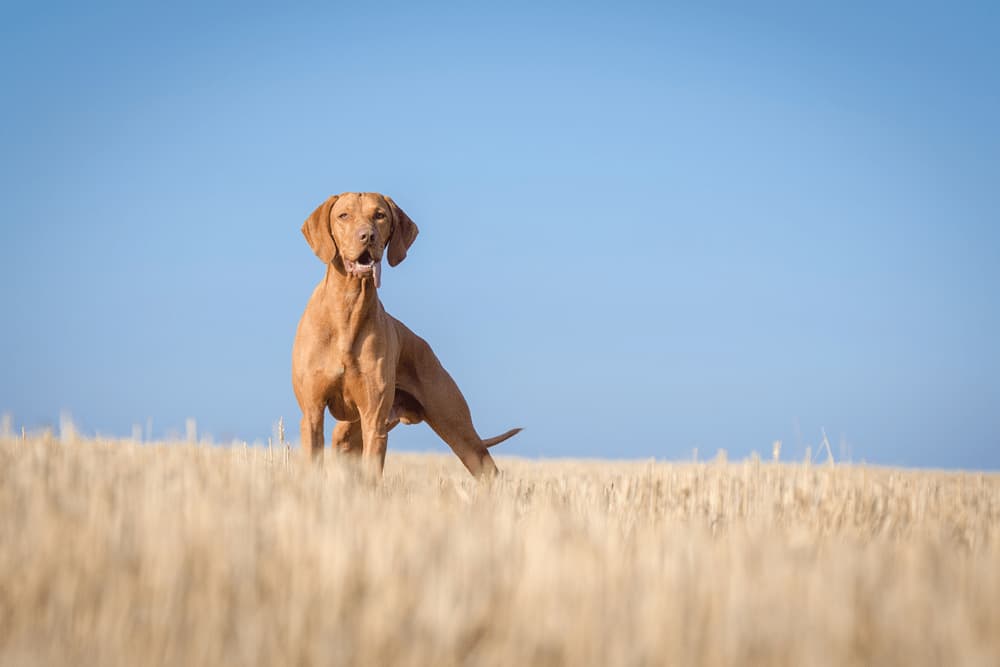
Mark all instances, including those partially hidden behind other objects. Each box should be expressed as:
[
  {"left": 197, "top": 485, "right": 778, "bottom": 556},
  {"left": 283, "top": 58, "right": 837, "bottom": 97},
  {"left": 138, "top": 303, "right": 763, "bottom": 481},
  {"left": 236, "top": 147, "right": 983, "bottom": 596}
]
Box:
[{"left": 1, "top": 434, "right": 998, "bottom": 666}]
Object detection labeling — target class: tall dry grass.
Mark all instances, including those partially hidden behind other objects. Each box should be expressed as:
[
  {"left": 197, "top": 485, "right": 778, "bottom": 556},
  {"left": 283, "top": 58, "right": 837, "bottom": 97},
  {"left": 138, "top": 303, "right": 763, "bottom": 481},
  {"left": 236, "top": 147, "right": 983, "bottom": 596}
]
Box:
[{"left": 1, "top": 434, "right": 998, "bottom": 666}]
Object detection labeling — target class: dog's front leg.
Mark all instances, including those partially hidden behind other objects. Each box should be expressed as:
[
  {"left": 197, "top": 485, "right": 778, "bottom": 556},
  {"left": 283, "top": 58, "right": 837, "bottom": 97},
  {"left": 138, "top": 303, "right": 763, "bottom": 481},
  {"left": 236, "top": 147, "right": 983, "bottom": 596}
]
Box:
[
  {"left": 359, "top": 383, "right": 394, "bottom": 478},
  {"left": 299, "top": 401, "right": 326, "bottom": 462}
]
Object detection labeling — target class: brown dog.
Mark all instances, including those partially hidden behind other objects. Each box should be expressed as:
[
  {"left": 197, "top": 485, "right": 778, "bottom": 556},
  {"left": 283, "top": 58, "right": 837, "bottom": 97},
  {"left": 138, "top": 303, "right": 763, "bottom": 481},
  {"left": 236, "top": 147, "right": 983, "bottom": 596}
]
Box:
[{"left": 292, "top": 192, "right": 521, "bottom": 477}]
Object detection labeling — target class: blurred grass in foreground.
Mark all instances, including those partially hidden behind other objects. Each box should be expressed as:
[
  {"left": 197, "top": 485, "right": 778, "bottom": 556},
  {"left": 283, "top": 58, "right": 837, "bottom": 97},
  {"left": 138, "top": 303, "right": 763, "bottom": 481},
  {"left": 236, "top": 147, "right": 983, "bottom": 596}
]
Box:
[{"left": 1, "top": 434, "right": 998, "bottom": 666}]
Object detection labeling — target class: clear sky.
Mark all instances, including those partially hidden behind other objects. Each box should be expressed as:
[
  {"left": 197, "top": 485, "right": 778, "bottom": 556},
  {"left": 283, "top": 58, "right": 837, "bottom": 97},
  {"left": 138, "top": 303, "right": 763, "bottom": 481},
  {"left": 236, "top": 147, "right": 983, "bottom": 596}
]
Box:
[{"left": 2, "top": 1, "right": 998, "bottom": 469}]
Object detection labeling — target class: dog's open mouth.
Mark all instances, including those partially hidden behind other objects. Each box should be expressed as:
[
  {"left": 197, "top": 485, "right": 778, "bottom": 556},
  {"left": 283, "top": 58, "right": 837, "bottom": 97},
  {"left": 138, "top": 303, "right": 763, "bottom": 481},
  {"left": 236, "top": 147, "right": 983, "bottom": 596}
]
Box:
[{"left": 344, "top": 250, "right": 382, "bottom": 288}]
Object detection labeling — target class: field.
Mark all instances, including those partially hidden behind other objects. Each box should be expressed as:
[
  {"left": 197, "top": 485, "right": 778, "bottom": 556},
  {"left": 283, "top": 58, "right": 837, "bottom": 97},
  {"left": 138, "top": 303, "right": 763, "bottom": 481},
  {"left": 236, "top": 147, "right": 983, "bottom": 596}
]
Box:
[{"left": 1, "top": 434, "right": 998, "bottom": 666}]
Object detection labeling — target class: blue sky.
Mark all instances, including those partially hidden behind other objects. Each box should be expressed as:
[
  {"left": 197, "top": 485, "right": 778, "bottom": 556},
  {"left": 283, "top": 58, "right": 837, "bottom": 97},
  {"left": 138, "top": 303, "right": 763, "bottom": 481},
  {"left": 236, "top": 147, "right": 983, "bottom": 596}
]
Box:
[{"left": 2, "top": 2, "right": 998, "bottom": 469}]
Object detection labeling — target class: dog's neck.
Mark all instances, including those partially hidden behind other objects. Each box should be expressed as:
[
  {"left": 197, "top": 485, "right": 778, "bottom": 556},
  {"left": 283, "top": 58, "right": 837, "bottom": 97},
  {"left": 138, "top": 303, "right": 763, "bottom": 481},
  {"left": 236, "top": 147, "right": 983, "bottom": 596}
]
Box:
[{"left": 321, "top": 261, "right": 381, "bottom": 341}]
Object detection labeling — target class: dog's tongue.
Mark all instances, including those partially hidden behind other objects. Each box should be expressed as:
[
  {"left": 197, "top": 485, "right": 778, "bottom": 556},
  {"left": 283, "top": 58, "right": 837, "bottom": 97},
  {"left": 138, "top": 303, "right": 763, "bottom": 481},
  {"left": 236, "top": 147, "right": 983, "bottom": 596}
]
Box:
[{"left": 373, "top": 261, "right": 382, "bottom": 289}]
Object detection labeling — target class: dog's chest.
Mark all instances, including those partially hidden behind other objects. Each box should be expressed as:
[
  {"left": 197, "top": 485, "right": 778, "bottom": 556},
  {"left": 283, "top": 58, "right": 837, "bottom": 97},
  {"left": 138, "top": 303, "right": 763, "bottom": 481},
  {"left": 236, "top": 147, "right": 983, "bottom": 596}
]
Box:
[
  {"left": 323, "top": 354, "right": 387, "bottom": 422},
  {"left": 322, "top": 361, "right": 355, "bottom": 421}
]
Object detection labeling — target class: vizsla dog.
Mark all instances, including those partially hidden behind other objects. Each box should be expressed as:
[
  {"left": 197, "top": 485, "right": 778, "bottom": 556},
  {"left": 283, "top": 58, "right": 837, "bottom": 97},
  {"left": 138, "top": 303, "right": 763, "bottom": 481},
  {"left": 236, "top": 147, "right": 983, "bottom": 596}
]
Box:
[{"left": 292, "top": 192, "right": 521, "bottom": 477}]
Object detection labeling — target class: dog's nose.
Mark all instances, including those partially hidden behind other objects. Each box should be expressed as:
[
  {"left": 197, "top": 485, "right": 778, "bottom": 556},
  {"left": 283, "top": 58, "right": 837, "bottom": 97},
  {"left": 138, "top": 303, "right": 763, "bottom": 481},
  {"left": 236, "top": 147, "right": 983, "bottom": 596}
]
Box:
[{"left": 358, "top": 228, "right": 375, "bottom": 245}]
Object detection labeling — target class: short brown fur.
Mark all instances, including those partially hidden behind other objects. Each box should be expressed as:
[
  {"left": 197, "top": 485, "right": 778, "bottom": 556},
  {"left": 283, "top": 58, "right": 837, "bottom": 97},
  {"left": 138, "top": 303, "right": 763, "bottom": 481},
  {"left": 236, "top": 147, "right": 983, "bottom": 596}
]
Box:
[{"left": 292, "top": 192, "right": 520, "bottom": 477}]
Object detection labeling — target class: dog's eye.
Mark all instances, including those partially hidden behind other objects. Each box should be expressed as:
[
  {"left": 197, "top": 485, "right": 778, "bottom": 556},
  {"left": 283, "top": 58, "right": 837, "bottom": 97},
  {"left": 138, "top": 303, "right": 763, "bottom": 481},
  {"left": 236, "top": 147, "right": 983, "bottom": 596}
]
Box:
[
  {"left": 374, "top": 211, "right": 386, "bottom": 220},
  {"left": 338, "top": 213, "right": 350, "bottom": 220}
]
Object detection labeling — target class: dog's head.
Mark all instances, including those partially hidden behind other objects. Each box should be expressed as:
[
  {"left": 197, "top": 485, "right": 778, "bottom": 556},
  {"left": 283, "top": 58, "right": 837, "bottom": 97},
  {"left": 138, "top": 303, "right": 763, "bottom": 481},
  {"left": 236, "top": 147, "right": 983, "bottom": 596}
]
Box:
[{"left": 301, "top": 192, "right": 419, "bottom": 287}]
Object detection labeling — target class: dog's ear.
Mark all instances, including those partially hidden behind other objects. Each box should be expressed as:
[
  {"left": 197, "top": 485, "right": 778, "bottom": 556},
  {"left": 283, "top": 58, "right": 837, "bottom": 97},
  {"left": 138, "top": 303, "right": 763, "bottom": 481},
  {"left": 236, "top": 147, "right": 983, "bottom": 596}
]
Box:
[
  {"left": 385, "top": 196, "right": 419, "bottom": 267},
  {"left": 301, "top": 195, "right": 339, "bottom": 264}
]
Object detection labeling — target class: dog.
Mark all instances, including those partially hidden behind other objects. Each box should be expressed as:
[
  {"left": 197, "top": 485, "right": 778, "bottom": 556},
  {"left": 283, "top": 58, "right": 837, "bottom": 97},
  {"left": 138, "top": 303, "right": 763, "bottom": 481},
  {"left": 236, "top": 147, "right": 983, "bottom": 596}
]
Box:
[{"left": 292, "top": 192, "right": 521, "bottom": 477}]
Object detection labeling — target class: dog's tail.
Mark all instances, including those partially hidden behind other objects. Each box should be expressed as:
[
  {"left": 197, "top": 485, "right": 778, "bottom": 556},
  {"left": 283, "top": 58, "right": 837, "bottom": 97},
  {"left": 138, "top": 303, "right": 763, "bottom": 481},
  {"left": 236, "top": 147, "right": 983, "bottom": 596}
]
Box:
[{"left": 482, "top": 427, "right": 523, "bottom": 448}]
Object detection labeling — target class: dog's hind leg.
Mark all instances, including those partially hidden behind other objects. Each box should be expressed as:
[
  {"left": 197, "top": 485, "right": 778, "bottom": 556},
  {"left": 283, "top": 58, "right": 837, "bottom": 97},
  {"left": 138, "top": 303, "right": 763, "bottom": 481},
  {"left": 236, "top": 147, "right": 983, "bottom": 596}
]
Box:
[
  {"left": 414, "top": 363, "right": 503, "bottom": 478},
  {"left": 331, "top": 419, "right": 362, "bottom": 457}
]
